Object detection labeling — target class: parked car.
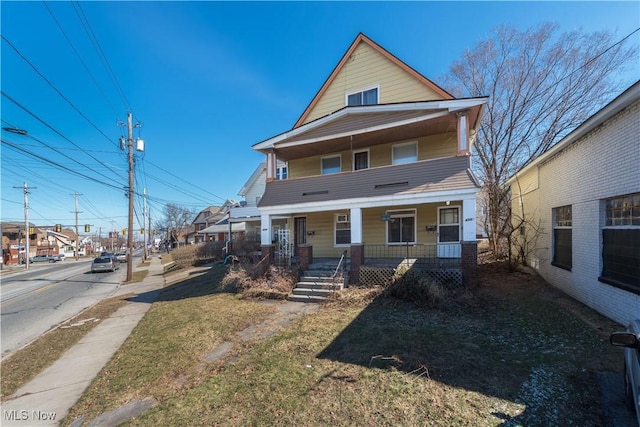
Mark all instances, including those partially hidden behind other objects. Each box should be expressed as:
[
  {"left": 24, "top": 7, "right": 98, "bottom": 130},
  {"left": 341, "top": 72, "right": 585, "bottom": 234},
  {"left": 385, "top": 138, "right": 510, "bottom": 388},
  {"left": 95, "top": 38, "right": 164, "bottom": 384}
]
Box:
[
  {"left": 30, "top": 255, "right": 56, "bottom": 263},
  {"left": 50, "top": 254, "right": 65, "bottom": 262},
  {"left": 115, "top": 252, "right": 127, "bottom": 262},
  {"left": 610, "top": 319, "right": 640, "bottom": 425},
  {"left": 91, "top": 256, "right": 119, "bottom": 273}
]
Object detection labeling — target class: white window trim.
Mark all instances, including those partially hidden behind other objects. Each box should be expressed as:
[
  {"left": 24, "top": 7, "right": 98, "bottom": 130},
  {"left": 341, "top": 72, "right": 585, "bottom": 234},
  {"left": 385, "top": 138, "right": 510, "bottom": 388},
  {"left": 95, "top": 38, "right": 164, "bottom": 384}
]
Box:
[
  {"left": 385, "top": 208, "right": 417, "bottom": 245},
  {"left": 321, "top": 154, "right": 341, "bottom": 175},
  {"left": 345, "top": 85, "right": 380, "bottom": 106},
  {"left": 334, "top": 213, "right": 351, "bottom": 247},
  {"left": 352, "top": 148, "right": 370, "bottom": 171},
  {"left": 392, "top": 141, "right": 418, "bottom": 165}
]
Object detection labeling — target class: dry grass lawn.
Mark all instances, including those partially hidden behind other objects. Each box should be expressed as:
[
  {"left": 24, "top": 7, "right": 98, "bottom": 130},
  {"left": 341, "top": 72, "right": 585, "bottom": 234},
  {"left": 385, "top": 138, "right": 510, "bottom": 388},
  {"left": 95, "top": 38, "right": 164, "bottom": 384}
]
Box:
[{"left": 60, "top": 261, "right": 624, "bottom": 426}]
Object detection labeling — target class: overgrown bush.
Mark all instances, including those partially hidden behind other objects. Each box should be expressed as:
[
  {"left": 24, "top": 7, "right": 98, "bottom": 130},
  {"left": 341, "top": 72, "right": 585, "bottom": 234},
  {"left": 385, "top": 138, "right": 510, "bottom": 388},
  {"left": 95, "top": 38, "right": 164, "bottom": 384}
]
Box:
[
  {"left": 169, "top": 242, "right": 225, "bottom": 268},
  {"left": 232, "top": 234, "right": 260, "bottom": 255},
  {"left": 384, "top": 265, "right": 463, "bottom": 307},
  {"left": 221, "top": 263, "right": 298, "bottom": 300}
]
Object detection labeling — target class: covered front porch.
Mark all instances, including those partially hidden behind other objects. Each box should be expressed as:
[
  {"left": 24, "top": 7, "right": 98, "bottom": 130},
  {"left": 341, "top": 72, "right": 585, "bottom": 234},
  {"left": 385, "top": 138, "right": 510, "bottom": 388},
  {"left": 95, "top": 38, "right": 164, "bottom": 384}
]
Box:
[{"left": 258, "top": 192, "right": 479, "bottom": 286}]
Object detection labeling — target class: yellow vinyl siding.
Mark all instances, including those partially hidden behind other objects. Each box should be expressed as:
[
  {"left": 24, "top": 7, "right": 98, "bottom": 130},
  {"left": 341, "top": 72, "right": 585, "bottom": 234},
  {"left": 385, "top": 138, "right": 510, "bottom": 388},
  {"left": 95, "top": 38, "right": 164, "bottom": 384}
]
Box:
[
  {"left": 303, "top": 205, "right": 444, "bottom": 257},
  {"left": 288, "top": 133, "right": 457, "bottom": 178},
  {"left": 302, "top": 43, "right": 446, "bottom": 125},
  {"left": 510, "top": 168, "right": 541, "bottom": 268}
]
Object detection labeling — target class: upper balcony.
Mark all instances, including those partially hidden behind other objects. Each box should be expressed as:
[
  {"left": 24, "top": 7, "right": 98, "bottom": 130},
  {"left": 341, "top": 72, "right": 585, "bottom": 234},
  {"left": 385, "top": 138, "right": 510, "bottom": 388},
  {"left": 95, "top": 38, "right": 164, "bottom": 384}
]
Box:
[{"left": 254, "top": 98, "right": 487, "bottom": 161}]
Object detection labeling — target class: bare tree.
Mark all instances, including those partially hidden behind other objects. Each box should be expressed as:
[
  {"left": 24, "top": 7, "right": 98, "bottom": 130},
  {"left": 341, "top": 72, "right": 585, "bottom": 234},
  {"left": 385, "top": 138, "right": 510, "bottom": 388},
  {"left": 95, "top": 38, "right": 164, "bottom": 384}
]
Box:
[
  {"left": 445, "top": 23, "right": 637, "bottom": 258},
  {"left": 155, "top": 203, "right": 195, "bottom": 249}
]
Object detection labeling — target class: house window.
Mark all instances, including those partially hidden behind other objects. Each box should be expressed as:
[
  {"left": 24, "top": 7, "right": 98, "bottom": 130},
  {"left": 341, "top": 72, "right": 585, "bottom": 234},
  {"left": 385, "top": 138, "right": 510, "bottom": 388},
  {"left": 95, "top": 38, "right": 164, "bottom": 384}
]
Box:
[
  {"left": 321, "top": 155, "right": 341, "bottom": 174},
  {"left": 353, "top": 150, "right": 369, "bottom": 171},
  {"left": 346, "top": 87, "right": 378, "bottom": 106},
  {"left": 387, "top": 209, "right": 416, "bottom": 244},
  {"left": 276, "top": 165, "right": 288, "bottom": 180},
  {"left": 392, "top": 142, "right": 418, "bottom": 165},
  {"left": 552, "top": 205, "right": 572, "bottom": 271},
  {"left": 335, "top": 214, "right": 351, "bottom": 246},
  {"left": 599, "top": 193, "right": 640, "bottom": 293}
]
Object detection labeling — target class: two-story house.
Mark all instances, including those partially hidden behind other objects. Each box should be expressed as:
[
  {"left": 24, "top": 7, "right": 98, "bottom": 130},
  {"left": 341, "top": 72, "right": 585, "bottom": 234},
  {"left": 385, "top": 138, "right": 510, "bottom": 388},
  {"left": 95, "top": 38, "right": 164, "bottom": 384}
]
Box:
[{"left": 252, "top": 33, "right": 487, "bottom": 285}]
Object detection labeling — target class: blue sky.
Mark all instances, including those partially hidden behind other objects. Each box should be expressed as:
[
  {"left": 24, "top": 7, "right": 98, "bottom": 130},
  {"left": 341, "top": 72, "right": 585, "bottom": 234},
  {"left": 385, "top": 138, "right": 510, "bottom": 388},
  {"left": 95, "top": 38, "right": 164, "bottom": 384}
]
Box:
[{"left": 2, "top": 1, "right": 639, "bottom": 237}]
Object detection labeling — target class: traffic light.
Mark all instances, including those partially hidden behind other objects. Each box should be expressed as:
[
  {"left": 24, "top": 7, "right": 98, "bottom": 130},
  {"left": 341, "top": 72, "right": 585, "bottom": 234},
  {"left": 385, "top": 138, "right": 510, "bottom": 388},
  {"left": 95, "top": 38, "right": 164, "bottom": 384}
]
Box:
[
  {"left": 85, "top": 224, "right": 90, "bottom": 232},
  {"left": 29, "top": 227, "right": 34, "bottom": 235},
  {"left": 55, "top": 224, "right": 62, "bottom": 232},
  {"left": 140, "top": 228, "right": 145, "bottom": 234},
  {"left": 122, "top": 228, "right": 126, "bottom": 235}
]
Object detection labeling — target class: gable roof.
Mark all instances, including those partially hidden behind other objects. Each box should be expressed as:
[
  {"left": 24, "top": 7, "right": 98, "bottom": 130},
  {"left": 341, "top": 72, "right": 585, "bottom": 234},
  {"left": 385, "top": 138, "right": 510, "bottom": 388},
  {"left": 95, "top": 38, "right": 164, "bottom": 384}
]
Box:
[
  {"left": 238, "top": 162, "right": 265, "bottom": 197},
  {"left": 293, "top": 33, "right": 453, "bottom": 128},
  {"left": 506, "top": 80, "right": 640, "bottom": 184}
]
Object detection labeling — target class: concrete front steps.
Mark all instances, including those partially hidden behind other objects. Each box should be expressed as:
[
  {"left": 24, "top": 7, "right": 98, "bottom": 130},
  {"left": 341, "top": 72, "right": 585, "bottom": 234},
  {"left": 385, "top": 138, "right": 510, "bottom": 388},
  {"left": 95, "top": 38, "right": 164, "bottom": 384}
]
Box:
[{"left": 289, "top": 269, "right": 346, "bottom": 303}]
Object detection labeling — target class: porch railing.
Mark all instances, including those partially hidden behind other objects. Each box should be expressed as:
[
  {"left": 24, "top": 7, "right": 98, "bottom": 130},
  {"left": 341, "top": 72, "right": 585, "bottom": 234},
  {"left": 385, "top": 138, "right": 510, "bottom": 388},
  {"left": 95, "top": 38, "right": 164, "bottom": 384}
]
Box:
[{"left": 363, "top": 243, "right": 461, "bottom": 268}]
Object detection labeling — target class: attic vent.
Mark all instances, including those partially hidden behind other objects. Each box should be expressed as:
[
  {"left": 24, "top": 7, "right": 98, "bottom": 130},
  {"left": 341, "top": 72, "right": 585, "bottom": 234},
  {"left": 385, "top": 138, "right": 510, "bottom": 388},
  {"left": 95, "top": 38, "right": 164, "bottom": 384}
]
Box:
[
  {"left": 375, "top": 181, "right": 409, "bottom": 189},
  {"left": 302, "top": 190, "right": 329, "bottom": 196}
]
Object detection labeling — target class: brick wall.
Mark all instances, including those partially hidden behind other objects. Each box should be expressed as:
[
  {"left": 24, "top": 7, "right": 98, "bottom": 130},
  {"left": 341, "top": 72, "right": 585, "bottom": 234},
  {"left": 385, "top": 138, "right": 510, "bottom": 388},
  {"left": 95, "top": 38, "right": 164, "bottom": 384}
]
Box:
[{"left": 519, "top": 101, "right": 640, "bottom": 325}]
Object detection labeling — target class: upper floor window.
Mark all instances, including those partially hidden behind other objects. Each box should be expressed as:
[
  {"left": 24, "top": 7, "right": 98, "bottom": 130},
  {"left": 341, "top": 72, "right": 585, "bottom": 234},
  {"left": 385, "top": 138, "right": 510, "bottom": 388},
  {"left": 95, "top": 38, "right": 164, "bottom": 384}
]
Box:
[
  {"left": 353, "top": 150, "right": 369, "bottom": 171},
  {"left": 552, "top": 205, "right": 572, "bottom": 271},
  {"left": 346, "top": 87, "right": 378, "bottom": 106},
  {"left": 322, "top": 155, "right": 341, "bottom": 174},
  {"left": 392, "top": 142, "right": 418, "bottom": 165},
  {"left": 276, "top": 165, "right": 288, "bottom": 180}
]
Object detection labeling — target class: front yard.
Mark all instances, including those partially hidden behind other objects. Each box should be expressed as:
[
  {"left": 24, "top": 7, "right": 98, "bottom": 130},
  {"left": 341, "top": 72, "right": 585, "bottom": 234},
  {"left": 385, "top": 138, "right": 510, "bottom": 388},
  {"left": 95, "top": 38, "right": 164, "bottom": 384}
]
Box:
[{"left": 63, "top": 262, "right": 624, "bottom": 426}]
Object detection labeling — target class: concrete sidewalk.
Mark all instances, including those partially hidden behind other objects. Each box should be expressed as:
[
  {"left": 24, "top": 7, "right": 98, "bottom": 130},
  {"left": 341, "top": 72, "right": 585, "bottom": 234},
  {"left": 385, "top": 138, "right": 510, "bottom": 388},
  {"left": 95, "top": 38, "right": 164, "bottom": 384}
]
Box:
[{"left": 1, "top": 255, "right": 180, "bottom": 427}]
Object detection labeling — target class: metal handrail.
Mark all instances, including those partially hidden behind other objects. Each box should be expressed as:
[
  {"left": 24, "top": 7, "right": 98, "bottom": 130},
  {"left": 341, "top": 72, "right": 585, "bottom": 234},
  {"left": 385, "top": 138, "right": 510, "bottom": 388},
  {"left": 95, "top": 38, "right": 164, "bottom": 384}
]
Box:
[{"left": 332, "top": 250, "right": 347, "bottom": 280}]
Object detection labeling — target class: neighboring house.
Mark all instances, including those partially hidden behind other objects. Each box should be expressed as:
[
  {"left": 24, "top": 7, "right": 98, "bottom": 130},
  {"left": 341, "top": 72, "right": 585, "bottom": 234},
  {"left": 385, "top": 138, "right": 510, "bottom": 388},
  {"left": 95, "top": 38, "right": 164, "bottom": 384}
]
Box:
[
  {"left": 228, "top": 160, "right": 289, "bottom": 248},
  {"left": 1, "top": 222, "right": 70, "bottom": 264},
  {"left": 189, "top": 206, "right": 221, "bottom": 244},
  {"left": 198, "top": 200, "right": 245, "bottom": 243},
  {"left": 252, "top": 33, "right": 488, "bottom": 285},
  {"left": 506, "top": 81, "right": 640, "bottom": 325}
]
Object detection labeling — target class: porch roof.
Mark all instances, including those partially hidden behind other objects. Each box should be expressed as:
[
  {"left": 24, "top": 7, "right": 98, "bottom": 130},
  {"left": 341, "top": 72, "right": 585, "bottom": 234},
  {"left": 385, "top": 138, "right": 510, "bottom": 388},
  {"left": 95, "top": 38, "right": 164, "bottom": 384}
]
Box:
[
  {"left": 258, "top": 155, "right": 479, "bottom": 209},
  {"left": 253, "top": 98, "right": 488, "bottom": 161},
  {"left": 199, "top": 222, "right": 246, "bottom": 234}
]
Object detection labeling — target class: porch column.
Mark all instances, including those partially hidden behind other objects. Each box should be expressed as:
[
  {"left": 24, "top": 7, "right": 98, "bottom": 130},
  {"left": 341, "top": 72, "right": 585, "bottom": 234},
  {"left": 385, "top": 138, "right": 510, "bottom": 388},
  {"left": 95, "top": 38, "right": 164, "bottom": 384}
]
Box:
[
  {"left": 266, "top": 150, "right": 276, "bottom": 183},
  {"left": 461, "top": 197, "right": 478, "bottom": 287},
  {"left": 350, "top": 208, "right": 364, "bottom": 286},
  {"left": 457, "top": 111, "right": 469, "bottom": 155},
  {"left": 350, "top": 208, "right": 363, "bottom": 244},
  {"left": 260, "top": 214, "right": 272, "bottom": 246},
  {"left": 260, "top": 214, "right": 274, "bottom": 265},
  {"left": 462, "top": 198, "right": 477, "bottom": 242}
]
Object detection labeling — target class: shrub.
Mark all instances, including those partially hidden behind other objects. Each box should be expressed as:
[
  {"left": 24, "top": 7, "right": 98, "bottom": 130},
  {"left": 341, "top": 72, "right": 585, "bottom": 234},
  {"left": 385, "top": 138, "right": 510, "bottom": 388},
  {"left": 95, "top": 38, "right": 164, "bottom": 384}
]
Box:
[
  {"left": 170, "top": 242, "right": 225, "bottom": 268},
  {"left": 222, "top": 263, "right": 298, "bottom": 300},
  {"left": 384, "top": 265, "right": 460, "bottom": 307}
]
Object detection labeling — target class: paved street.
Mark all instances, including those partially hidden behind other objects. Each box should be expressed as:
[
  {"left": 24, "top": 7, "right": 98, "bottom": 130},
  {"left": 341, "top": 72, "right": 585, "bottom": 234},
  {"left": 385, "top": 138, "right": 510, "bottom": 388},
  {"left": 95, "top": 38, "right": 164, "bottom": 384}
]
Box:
[{"left": 1, "top": 259, "right": 122, "bottom": 359}]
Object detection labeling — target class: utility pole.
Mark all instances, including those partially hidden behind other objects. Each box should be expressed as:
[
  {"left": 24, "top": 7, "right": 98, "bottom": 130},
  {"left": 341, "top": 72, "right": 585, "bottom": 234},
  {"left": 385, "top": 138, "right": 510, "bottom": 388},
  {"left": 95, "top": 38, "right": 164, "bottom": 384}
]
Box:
[
  {"left": 143, "top": 188, "right": 147, "bottom": 261},
  {"left": 110, "top": 221, "right": 116, "bottom": 253},
  {"left": 118, "top": 112, "right": 142, "bottom": 281},
  {"left": 72, "top": 192, "right": 82, "bottom": 261},
  {"left": 13, "top": 182, "right": 35, "bottom": 270}
]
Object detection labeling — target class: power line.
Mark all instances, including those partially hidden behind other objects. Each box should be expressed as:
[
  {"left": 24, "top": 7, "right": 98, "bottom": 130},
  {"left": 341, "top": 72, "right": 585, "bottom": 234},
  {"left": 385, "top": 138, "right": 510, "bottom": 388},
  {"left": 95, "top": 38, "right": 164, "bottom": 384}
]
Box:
[
  {"left": 1, "top": 34, "right": 120, "bottom": 150},
  {"left": 1, "top": 91, "right": 126, "bottom": 181},
  {"left": 1, "top": 138, "right": 124, "bottom": 192},
  {"left": 72, "top": 1, "right": 132, "bottom": 113},
  {"left": 42, "top": 0, "right": 123, "bottom": 122}
]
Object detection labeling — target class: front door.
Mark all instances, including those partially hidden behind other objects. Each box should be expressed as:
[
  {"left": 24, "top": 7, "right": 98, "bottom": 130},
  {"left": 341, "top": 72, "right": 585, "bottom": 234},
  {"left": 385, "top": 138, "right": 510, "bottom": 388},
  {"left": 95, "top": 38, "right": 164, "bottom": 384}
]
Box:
[
  {"left": 438, "top": 206, "right": 461, "bottom": 258},
  {"left": 294, "top": 217, "right": 307, "bottom": 256}
]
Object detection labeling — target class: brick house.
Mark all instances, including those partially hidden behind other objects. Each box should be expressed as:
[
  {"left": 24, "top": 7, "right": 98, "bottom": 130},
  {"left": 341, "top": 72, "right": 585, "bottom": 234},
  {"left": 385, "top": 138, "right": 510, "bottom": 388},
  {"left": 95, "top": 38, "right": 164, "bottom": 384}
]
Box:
[{"left": 506, "top": 81, "right": 640, "bottom": 325}]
